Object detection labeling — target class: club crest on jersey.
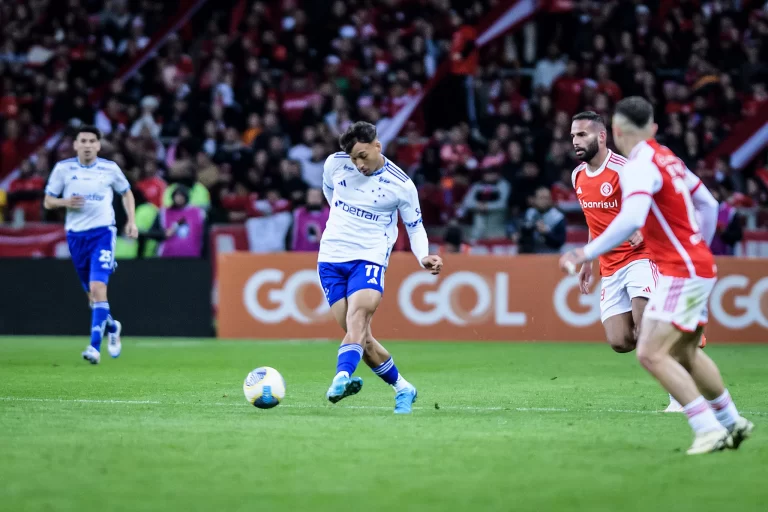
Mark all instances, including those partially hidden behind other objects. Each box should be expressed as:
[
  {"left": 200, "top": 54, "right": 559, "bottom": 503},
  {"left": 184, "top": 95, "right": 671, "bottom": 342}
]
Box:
[{"left": 600, "top": 182, "right": 613, "bottom": 197}]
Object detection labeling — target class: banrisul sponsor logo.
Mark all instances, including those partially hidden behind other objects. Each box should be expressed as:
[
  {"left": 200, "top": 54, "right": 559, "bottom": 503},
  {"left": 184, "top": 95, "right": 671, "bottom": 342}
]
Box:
[{"left": 579, "top": 198, "right": 618, "bottom": 209}]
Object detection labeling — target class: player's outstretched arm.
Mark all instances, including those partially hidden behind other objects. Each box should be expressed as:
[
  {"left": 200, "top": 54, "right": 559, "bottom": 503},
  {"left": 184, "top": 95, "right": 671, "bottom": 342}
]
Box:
[
  {"left": 560, "top": 194, "right": 651, "bottom": 272},
  {"left": 399, "top": 181, "right": 443, "bottom": 274},
  {"left": 121, "top": 189, "right": 138, "bottom": 239}
]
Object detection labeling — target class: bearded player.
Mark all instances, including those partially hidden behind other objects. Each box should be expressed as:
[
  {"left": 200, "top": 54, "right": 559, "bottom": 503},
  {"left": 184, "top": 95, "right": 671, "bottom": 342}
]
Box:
[
  {"left": 319, "top": 121, "right": 443, "bottom": 414},
  {"left": 561, "top": 97, "right": 753, "bottom": 454},
  {"left": 570, "top": 111, "right": 705, "bottom": 412}
]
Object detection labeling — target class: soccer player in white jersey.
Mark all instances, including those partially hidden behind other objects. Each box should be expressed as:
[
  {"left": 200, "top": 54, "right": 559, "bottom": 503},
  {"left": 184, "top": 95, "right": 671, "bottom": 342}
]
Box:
[
  {"left": 44, "top": 126, "right": 138, "bottom": 364},
  {"left": 319, "top": 121, "right": 443, "bottom": 414}
]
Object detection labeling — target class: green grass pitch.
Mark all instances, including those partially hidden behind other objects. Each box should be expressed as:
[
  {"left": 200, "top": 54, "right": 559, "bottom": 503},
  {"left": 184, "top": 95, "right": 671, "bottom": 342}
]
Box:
[{"left": 1, "top": 337, "right": 767, "bottom": 512}]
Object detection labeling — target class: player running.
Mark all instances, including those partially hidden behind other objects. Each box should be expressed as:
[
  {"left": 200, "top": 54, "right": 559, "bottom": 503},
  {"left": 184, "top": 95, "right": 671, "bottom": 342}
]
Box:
[
  {"left": 560, "top": 97, "right": 753, "bottom": 455},
  {"left": 319, "top": 121, "right": 443, "bottom": 414},
  {"left": 44, "top": 126, "right": 138, "bottom": 364},
  {"left": 570, "top": 111, "right": 704, "bottom": 412},
  {"left": 571, "top": 111, "right": 653, "bottom": 353}
]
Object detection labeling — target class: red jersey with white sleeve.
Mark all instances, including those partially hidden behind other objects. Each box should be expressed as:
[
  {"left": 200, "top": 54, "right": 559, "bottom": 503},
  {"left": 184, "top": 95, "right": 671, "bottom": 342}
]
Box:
[
  {"left": 572, "top": 150, "right": 651, "bottom": 277},
  {"left": 621, "top": 140, "right": 716, "bottom": 279}
]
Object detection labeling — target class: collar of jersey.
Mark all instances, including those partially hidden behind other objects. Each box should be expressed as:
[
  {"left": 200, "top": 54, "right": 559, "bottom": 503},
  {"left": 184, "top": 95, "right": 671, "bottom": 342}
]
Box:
[
  {"left": 369, "top": 156, "right": 389, "bottom": 177},
  {"left": 75, "top": 158, "right": 98, "bottom": 169},
  {"left": 585, "top": 150, "right": 611, "bottom": 177}
]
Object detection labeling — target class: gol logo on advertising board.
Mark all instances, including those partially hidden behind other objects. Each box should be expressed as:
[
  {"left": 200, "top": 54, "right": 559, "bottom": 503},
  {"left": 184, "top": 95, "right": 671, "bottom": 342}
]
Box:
[
  {"left": 395, "top": 272, "right": 602, "bottom": 328},
  {"left": 243, "top": 269, "right": 330, "bottom": 324},
  {"left": 217, "top": 253, "right": 768, "bottom": 342},
  {"left": 709, "top": 275, "right": 768, "bottom": 329}
]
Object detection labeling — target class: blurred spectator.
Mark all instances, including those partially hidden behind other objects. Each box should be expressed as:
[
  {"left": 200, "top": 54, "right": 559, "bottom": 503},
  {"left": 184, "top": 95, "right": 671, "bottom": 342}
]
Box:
[
  {"left": 518, "top": 186, "right": 566, "bottom": 254},
  {"left": 135, "top": 161, "right": 167, "bottom": 208},
  {"left": 533, "top": 44, "right": 566, "bottom": 91},
  {"left": 3, "top": 0, "right": 768, "bottom": 247},
  {"left": 7, "top": 160, "right": 45, "bottom": 222},
  {"left": 299, "top": 142, "right": 327, "bottom": 190},
  {"left": 292, "top": 189, "right": 329, "bottom": 251},
  {"left": 441, "top": 220, "right": 471, "bottom": 253},
  {"left": 710, "top": 188, "right": 743, "bottom": 256},
  {"left": 158, "top": 186, "right": 206, "bottom": 258},
  {"left": 458, "top": 168, "right": 511, "bottom": 242},
  {"left": 551, "top": 167, "right": 579, "bottom": 212}
]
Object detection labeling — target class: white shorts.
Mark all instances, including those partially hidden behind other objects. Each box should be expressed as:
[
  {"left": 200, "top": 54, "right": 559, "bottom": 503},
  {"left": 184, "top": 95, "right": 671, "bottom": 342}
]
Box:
[
  {"left": 600, "top": 259, "right": 656, "bottom": 323},
  {"left": 644, "top": 274, "right": 716, "bottom": 332}
]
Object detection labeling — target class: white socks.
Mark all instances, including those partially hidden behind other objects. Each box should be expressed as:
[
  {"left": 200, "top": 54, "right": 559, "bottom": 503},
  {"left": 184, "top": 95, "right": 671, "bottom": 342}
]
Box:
[
  {"left": 708, "top": 389, "right": 740, "bottom": 429},
  {"left": 684, "top": 396, "right": 725, "bottom": 433},
  {"left": 393, "top": 375, "right": 412, "bottom": 393}
]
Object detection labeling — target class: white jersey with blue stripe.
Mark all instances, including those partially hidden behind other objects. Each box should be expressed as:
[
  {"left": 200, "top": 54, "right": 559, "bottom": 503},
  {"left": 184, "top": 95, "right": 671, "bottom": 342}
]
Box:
[
  {"left": 45, "top": 157, "right": 131, "bottom": 232},
  {"left": 319, "top": 152, "right": 424, "bottom": 267}
]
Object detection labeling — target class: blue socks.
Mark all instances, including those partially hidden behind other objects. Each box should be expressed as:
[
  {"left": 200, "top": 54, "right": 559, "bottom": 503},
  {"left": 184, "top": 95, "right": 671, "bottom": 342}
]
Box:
[
  {"left": 91, "top": 302, "right": 110, "bottom": 351},
  {"left": 336, "top": 344, "right": 364, "bottom": 376},
  {"left": 105, "top": 314, "right": 117, "bottom": 334},
  {"left": 372, "top": 357, "right": 399, "bottom": 385}
]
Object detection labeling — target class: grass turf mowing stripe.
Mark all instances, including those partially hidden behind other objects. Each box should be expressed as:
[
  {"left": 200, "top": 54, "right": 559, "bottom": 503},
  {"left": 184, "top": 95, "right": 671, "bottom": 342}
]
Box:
[{"left": 2, "top": 396, "right": 767, "bottom": 416}]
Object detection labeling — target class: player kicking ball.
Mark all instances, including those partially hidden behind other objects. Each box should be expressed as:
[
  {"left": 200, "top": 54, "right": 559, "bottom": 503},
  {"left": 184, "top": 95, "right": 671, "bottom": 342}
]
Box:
[
  {"left": 318, "top": 121, "right": 443, "bottom": 414},
  {"left": 561, "top": 97, "right": 753, "bottom": 455},
  {"left": 44, "top": 126, "right": 138, "bottom": 364},
  {"left": 570, "top": 111, "right": 705, "bottom": 412}
]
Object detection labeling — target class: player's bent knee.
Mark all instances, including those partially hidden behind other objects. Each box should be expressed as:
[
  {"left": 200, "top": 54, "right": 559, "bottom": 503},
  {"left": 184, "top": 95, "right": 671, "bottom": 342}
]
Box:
[
  {"left": 636, "top": 344, "right": 662, "bottom": 372},
  {"left": 608, "top": 336, "right": 636, "bottom": 353},
  {"left": 89, "top": 281, "right": 108, "bottom": 301}
]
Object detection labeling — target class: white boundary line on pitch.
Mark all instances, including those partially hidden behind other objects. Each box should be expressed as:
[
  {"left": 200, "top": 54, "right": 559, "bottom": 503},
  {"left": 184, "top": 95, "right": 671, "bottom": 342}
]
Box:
[{"left": 1, "top": 397, "right": 766, "bottom": 416}]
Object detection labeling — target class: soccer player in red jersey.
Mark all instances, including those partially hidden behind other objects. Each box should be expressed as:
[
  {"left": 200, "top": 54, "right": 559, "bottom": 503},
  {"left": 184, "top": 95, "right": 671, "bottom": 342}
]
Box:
[
  {"left": 561, "top": 97, "right": 753, "bottom": 455},
  {"left": 571, "top": 111, "right": 653, "bottom": 352},
  {"left": 570, "top": 111, "right": 705, "bottom": 412}
]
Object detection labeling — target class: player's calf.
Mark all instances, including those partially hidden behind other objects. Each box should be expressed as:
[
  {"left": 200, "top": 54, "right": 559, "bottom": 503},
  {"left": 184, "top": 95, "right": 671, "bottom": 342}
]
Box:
[
  {"left": 88, "top": 281, "right": 110, "bottom": 354},
  {"left": 364, "top": 338, "right": 417, "bottom": 413},
  {"left": 327, "top": 290, "right": 379, "bottom": 403}
]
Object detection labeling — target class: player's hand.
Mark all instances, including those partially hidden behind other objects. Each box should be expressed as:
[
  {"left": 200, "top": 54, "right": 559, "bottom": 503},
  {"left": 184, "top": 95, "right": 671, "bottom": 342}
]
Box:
[
  {"left": 125, "top": 222, "right": 139, "bottom": 239},
  {"left": 536, "top": 220, "right": 550, "bottom": 234},
  {"left": 421, "top": 255, "right": 443, "bottom": 275},
  {"left": 628, "top": 230, "right": 643, "bottom": 247},
  {"left": 578, "top": 260, "right": 593, "bottom": 294},
  {"left": 559, "top": 248, "right": 587, "bottom": 275},
  {"left": 65, "top": 196, "right": 86, "bottom": 209}
]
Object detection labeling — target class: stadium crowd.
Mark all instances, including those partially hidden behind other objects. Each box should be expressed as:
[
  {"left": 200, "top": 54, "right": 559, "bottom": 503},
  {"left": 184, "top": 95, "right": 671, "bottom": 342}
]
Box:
[{"left": 1, "top": 0, "right": 767, "bottom": 256}]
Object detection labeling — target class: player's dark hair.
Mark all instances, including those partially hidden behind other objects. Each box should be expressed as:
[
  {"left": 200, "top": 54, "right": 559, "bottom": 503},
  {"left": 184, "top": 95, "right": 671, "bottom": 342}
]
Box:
[
  {"left": 75, "top": 125, "right": 103, "bottom": 140},
  {"left": 571, "top": 111, "right": 605, "bottom": 128},
  {"left": 614, "top": 96, "right": 654, "bottom": 128},
  {"left": 339, "top": 121, "right": 377, "bottom": 154}
]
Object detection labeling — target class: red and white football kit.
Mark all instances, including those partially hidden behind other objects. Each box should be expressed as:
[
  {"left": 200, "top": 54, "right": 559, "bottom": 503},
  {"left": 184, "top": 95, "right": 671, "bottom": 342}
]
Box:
[
  {"left": 573, "top": 150, "right": 656, "bottom": 323},
  {"left": 583, "top": 140, "right": 719, "bottom": 332}
]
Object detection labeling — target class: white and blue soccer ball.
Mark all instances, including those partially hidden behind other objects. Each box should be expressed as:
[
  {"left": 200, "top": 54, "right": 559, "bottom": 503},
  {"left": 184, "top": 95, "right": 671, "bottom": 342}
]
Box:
[{"left": 243, "top": 367, "right": 286, "bottom": 409}]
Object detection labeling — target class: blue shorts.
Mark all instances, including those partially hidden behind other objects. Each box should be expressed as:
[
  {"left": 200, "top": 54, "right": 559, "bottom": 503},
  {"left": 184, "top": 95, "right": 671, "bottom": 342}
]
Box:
[
  {"left": 66, "top": 226, "right": 117, "bottom": 291},
  {"left": 317, "top": 260, "right": 385, "bottom": 307}
]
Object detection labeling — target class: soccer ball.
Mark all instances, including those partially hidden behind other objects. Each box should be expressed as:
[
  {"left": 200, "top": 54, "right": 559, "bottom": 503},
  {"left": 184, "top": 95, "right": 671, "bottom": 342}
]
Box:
[{"left": 243, "top": 367, "right": 286, "bottom": 409}]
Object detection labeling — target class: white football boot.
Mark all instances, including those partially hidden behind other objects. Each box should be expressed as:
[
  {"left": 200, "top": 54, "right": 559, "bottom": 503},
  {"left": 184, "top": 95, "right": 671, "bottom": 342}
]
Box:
[
  {"left": 107, "top": 320, "right": 122, "bottom": 358},
  {"left": 82, "top": 345, "right": 100, "bottom": 365},
  {"left": 686, "top": 428, "right": 731, "bottom": 455}
]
